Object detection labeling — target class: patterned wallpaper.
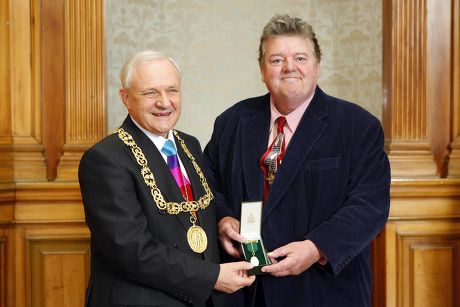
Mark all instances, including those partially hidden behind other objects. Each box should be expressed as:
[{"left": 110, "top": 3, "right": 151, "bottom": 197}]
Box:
[{"left": 105, "top": 0, "right": 382, "bottom": 146}]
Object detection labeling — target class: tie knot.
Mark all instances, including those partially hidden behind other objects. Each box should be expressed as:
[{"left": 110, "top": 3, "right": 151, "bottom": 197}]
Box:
[
  {"left": 277, "top": 116, "right": 286, "bottom": 134},
  {"left": 161, "top": 140, "right": 177, "bottom": 156}
]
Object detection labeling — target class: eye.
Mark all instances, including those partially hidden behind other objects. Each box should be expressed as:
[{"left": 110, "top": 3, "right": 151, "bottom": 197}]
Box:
[
  {"left": 295, "top": 56, "right": 307, "bottom": 62},
  {"left": 271, "top": 58, "right": 284, "bottom": 65},
  {"left": 167, "top": 88, "right": 179, "bottom": 94},
  {"left": 141, "top": 90, "right": 158, "bottom": 98}
]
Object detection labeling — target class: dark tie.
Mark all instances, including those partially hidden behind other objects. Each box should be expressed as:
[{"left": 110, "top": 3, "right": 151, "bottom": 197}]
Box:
[
  {"left": 260, "top": 116, "right": 286, "bottom": 201},
  {"left": 161, "top": 140, "right": 194, "bottom": 201}
]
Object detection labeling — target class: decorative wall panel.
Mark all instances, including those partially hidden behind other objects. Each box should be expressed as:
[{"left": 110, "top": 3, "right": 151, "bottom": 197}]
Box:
[
  {"left": 27, "top": 235, "right": 90, "bottom": 307},
  {"left": 395, "top": 225, "right": 460, "bottom": 307},
  {"left": 105, "top": 0, "right": 382, "bottom": 146}
]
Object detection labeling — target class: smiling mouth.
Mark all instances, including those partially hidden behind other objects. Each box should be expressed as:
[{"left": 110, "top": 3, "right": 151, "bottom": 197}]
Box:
[
  {"left": 152, "top": 112, "right": 172, "bottom": 117},
  {"left": 282, "top": 76, "right": 300, "bottom": 80}
]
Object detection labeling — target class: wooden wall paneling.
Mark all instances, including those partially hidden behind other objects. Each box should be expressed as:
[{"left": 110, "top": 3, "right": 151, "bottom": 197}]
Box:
[
  {"left": 0, "top": 0, "right": 105, "bottom": 306},
  {"left": 13, "top": 182, "right": 85, "bottom": 223},
  {"left": 26, "top": 233, "right": 90, "bottom": 307},
  {"left": 426, "top": 0, "right": 452, "bottom": 177},
  {"left": 14, "top": 227, "right": 26, "bottom": 307},
  {"left": 384, "top": 179, "right": 460, "bottom": 307},
  {"left": 0, "top": 0, "right": 12, "bottom": 148},
  {"left": 0, "top": 234, "right": 6, "bottom": 307},
  {"left": 371, "top": 230, "right": 387, "bottom": 307},
  {"left": 383, "top": 0, "right": 444, "bottom": 177},
  {"left": 449, "top": 0, "right": 460, "bottom": 176},
  {"left": 0, "top": 149, "right": 13, "bottom": 183},
  {"left": 0, "top": 0, "right": 17, "bottom": 183},
  {"left": 34, "top": 0, "right": 66, "bottom": 181},
  {"left": 381, "top": 1, "right": 460, "bottom": 306},
  {"left": 0, "top": 184, "right": 14, "bottom": 307},
  {"left": 410, "top": 244, "right": 453, "bottom": 306},
  {"left": 0, "top": 188, "right": 13, "bottom": 307},
  {"left": 9, "top": 0, "right": 47, "bottom": 181},
  {"left": 58, "top": 0, "right": 105, "bottom": 181},
  {"left": 29, "top": 0, "right": 105, "bottom": 182},
  {"left": 396, "top": 224, "right": 460, "bottom": 307},
  {"left": 0, "top": 183, "right": 14, "bottom": 223},
  {"left": 8, "top": 182, "right": 87, "bottom": 307},
  {"left": 0, "top": 227, "right": 18, "bottom": 307}
]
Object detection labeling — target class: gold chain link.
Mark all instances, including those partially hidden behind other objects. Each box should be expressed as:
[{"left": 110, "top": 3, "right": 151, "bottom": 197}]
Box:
[{"left": 117, "top": 128, "right": 213, "bottom": 215}]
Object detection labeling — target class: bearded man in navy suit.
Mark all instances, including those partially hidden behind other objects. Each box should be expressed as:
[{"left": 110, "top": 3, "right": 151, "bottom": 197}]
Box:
[
  {"left": 79, "top": 50, "right": 255, "bottom": 307},
  {"left": 204, "top": 14, "right": 390, "bottom": 307}
]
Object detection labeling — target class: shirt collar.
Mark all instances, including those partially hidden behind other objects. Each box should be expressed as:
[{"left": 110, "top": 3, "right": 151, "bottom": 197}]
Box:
[
  {"left": 269, "top": 91, "right": 315, "bottom": 134},
  {"left": 129, "top": 116, "right": 176, "bottom": 151}
]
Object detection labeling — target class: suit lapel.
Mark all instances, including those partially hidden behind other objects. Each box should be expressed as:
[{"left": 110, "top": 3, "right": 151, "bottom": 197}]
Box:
[
  {"left": 241, "top": 100, "right": 271, "bottom": 201},
  {"left": 122, "top": 117, "right": 190, "bottom": 230},
  {"left": 262, "top": 91, "right": 330, "bottom": 221}
]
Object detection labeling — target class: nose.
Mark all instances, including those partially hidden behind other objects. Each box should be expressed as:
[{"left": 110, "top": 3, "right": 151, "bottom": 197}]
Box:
[
  {"left": 156, "top": 91, "right": 172, "bottom": 108},
  {"left": 283, "top": 57, "right": 296, "bottom": 72}
]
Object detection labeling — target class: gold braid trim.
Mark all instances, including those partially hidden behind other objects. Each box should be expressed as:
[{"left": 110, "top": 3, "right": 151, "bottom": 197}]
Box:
[{"left": 116, "top": 128, "right": 213, "bottom": 215}]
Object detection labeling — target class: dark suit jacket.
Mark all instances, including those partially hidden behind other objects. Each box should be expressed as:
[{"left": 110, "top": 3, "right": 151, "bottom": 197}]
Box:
[
  {"left": 79, "top": 116, "right": 225, "bottom": 307},
  {"left": 203, "top": 87, "right": 391, "bottom": 307}
]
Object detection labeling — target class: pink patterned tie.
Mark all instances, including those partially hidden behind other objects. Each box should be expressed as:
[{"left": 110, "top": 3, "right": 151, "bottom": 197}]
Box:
[{"left": 161, "top": 140, "right": 193, "bottom": 201}]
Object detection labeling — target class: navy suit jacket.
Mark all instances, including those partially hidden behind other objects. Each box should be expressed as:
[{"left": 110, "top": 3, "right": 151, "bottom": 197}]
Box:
[
  {"left": 79, "top": 116, "right": 225, "bottom": 307},
  {"left": 204, "top": 87, "right": 390, "bottom": 307}
]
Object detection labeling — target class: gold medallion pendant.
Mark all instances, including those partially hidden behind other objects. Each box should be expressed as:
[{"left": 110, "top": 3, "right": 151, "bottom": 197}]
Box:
[{"left": 187, "top": 225, "right": 208, "bottom": 253}]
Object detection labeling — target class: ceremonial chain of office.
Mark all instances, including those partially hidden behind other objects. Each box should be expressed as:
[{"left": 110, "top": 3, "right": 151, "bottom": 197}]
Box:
[{"left": 116, "top": 128, "right": 214, "bottom": 215}]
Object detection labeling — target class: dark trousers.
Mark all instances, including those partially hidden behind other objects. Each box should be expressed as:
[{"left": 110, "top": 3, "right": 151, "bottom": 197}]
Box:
[{"left": 253, "top": 279, "right": 266, "bottom": 307}]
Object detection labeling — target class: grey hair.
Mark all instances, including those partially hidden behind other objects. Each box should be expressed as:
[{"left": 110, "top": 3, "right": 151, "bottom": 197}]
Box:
[
  {"left": 119, "top": 50, "right": 182, "bottom": 88},
  {"left": 258, "top": 14, "right": 322, "bottom": 64}
]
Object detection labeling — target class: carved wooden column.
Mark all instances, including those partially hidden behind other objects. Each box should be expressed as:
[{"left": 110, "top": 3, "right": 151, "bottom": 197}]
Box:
[
  {"left": 57, "top": 0, "right": 106, "bottom": 180},
  {"left": 383, "top": 0, "right": 452, "bottom": 178}
]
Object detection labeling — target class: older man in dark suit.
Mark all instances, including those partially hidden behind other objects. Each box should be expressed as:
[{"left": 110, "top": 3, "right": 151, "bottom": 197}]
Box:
[
  {"left": 204, "top": 14, "right": 391, "bottom": 307},
  {"left": 78, "top": 50, "right": 255, "bottom": 307}
]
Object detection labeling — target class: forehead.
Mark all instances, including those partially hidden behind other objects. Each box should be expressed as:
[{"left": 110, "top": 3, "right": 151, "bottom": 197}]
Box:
[
  {"left": 131, "top": 59, "right": 180, "bottom": 88},
  {"left": 264, "top": 35, "right": 314, "bottom": 55}
]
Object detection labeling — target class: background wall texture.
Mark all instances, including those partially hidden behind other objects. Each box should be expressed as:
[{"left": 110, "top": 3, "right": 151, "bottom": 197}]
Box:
[{"left": 106, "top": 0, "right": 382, "bottom": 146}]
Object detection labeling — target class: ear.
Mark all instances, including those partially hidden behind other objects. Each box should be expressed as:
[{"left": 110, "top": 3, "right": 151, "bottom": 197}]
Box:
[
  {"left": 119, "top": 87, "right": 130, "bottom": 109},
  {"left": 259, "top": 62, "right": 266, "bottom": 83}
]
